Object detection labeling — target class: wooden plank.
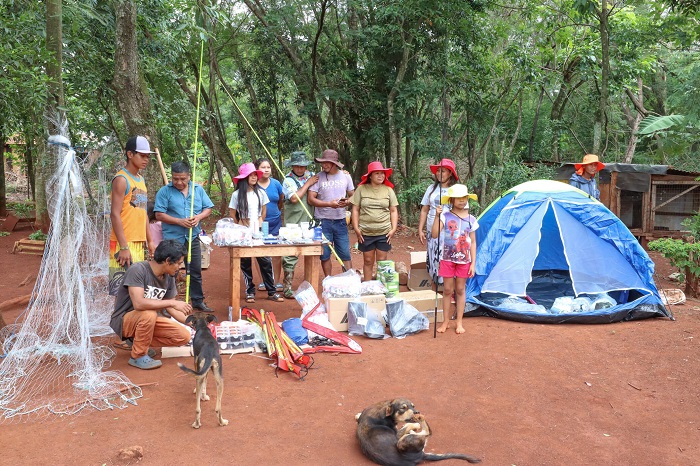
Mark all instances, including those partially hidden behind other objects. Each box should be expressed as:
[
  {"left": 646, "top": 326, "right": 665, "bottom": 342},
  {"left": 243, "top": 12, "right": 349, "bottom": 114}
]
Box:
[
  {"left": 227, "top": 243, "right": 323, "bottom": 311},
  {"left": 12, "top": 238, "right": 46, "bottom": 255},
  {"left": 227, "top": 243, "right": 323, "bottom": 258},
  {"left": 2, "top": 213, "right": 37, "bottom": 232}
]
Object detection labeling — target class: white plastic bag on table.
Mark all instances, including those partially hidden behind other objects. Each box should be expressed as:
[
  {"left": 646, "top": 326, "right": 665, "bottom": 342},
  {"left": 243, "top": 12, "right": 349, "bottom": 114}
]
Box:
[
  {"left": 322, "top": 269, "right": 361, "bottom": 299},
  {"left": 212, "top": 218, "right": 253, "bottom": 246}
]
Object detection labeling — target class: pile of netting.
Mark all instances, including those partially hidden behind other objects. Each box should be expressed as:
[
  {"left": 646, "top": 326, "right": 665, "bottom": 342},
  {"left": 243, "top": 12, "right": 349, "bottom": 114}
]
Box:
[{"left": 0, "top": 121, "right": 141, "bottom": 420}]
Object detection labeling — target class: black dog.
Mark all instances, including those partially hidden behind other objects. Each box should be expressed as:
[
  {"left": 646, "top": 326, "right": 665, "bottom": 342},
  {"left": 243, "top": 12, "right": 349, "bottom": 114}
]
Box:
[
  {"left": 177, "top": 314, "right": 228, "bottom": 429},
  {"left": 355, "top": 398, "right": 480, "bottom": 465}
]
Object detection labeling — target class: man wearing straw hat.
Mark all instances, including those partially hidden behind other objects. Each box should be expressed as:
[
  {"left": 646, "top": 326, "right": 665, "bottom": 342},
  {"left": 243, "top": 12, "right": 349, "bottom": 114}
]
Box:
[
  {"left": 281, "top": 151, "right": 319, "bottom": 298},
  {"left": 569, "top": 154, "right": 605, "bottom": 200},
  {"left": 308, "top": 149, "right": 355, "bottom": 276}
]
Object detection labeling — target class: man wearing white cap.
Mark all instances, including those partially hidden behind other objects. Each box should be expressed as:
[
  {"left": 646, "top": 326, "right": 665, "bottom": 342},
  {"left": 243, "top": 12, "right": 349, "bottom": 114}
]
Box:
[{"left": 109, "top": 135, "right": 157, "bottom": 296}]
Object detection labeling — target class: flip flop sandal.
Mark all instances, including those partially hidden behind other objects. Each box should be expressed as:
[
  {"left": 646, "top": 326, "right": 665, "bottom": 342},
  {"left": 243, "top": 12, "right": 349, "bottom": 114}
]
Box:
[
  {"left": 113, "top": 340, "right": 132, "bottom": 351},
  {"left": 268, "top": 293, "right": 285, "bottom": 302},
  {"left": 246, "top": 294, "right": 256, "bottom": 303},
  {"left": 275, "top": 283, "right": 284, "bottom": 292}
]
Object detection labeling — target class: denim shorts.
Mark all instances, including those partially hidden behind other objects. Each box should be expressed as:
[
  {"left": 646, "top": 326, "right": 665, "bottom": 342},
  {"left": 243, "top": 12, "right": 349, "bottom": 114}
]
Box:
[{"left": 319, "top": 218, "right": 352, "bottom": 262}]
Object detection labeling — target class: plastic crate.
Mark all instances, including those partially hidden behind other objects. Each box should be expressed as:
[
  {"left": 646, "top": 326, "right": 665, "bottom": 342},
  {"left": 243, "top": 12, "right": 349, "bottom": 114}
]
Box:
[{"left": 216, "top": 321, "right": 256, "bottom": 350}]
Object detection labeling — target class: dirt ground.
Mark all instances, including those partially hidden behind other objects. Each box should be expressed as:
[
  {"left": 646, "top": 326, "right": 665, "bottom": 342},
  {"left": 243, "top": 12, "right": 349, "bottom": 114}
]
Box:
[{"left": 0, "top": 218, "right": 699, "bottom": 466}]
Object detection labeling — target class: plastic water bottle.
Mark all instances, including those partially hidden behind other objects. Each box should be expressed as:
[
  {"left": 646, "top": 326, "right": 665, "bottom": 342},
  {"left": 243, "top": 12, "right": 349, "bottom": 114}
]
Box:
[
  {"left": 228, "top": 306, "right": 233, "bottom": 322},
  {"left": 262, "top": 221, "right": 269, "bottom": 237},
  {"left": 313, "top": 226, "right": 323, "bottom": 241}
]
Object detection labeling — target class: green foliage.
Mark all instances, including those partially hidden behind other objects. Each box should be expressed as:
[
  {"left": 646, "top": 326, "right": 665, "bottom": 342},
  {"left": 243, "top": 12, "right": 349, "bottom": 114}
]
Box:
[
  {"left": 28, "top": 230, "right": 47, "bottom": 241},
  {"left": 8, "top": 202, "right": 33, "bottom": 219},
  {"left": 681, "top": 212, "right": 700, "bottom": 240},
  {"left": 0, "top": 231, "right": 10, "bottom": 237},
  {"left": 648, "top": 238, "right": 700, "bottom": 283},
  {"left": 649, "top": 210, "right": 700, "bottom": 284},
  {"left": 637, "top": 115, "right": 688, "bottom": 136}
]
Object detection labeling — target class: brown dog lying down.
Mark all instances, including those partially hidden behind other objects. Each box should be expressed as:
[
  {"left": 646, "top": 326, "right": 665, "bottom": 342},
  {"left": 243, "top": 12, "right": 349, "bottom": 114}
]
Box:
[{"left": 355, "top": 398, "right": 481, "bottom": 465}]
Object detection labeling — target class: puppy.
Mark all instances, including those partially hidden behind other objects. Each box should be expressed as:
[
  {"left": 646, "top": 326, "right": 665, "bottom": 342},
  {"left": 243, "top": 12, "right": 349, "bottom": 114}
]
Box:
[
  {"left": 355, "top": 398, "right": 480, "bottom": 465},
  {"left": 177, "top": 314, "right": 228, "bottom": 429}
]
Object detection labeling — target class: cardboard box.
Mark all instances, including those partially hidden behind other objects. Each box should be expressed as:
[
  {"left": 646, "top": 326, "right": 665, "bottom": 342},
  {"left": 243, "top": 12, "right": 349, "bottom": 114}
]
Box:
[
  {"left": 161, "top": 345, "right": 194, "bottom": 358},
  {"left": 408, "top": 251, "right": 433, "bottom": 291},
  {"left": 179, "top": 247, "right": 210, "bottom": 269},
  {"left": 324, "top": 294, "right": 386, "bottom": 331},
  {"left": 395, "top": 261, "right": 408, "bottom": 286},
  {"left": 420, "top": 308, "right": 445, "bottom": 323},
  {"left": 397, "top": 290, "right": 443, "bottom": 312},
  {"left": 161, "top": 343, "right": 256, "bottom": 358},
  {"left": 202, "top": 247, "right": 210, "bottom": 269}
]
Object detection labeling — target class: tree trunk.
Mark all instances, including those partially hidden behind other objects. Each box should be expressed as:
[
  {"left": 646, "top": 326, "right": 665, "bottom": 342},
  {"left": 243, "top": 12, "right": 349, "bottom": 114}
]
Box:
[
  {"left": 593, "top": 0, "right": 610, "bottom": 156},
  {"left": 685, "top": 267, "right": 699, "bottom": 298},
  {"left": 387, "top": 34, "right": 410, "bottom": 175},
  {"left": 0, "top": 137, "right": 6, "bottom": 217},
  {"left": 622, "top": 78, "right": 646, "bottom": 163},
  {"left": 112, "top": 0, "right": 158, "bottom": 192},
  {"left": 40, "top": 0, "right": 66, "bottom": 230},
  {"left": 528, "top": 87, "right": 545, "bottom": 162}
]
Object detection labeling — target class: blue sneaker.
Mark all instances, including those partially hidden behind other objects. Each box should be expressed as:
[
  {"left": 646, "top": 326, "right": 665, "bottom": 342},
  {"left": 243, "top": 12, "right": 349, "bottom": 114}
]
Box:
[{"left": 128, "top": 354, "right": 162, "bottom": 370}]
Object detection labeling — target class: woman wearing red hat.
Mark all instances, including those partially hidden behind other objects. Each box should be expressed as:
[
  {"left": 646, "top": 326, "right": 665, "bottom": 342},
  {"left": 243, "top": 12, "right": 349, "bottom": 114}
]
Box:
[
  {"left": 569, "top": 154, "right": 605, "bottom": 200},
  {"left": 349, "top": 161, "right": 399, "bottom": 281},
  {"left": 418, "top": 158, "right": 458, "bottom": 284}
]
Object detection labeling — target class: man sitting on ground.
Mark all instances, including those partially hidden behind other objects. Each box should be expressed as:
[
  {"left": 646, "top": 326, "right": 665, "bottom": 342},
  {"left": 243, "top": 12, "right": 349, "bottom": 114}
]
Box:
[{"left": 110, "top": 239, "right": 193, "bottom": 370}]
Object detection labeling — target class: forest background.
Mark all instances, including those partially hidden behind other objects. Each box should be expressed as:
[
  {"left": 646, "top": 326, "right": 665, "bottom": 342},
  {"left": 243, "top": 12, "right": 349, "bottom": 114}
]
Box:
[{"left": 1, "top": 0, "right": 700, "bottom": 226}]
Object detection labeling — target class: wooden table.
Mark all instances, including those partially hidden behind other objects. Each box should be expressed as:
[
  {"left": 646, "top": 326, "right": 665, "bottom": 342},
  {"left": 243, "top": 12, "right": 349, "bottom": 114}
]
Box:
[{"left": 227, "top": 242, "right": 323, "bottom": 311}]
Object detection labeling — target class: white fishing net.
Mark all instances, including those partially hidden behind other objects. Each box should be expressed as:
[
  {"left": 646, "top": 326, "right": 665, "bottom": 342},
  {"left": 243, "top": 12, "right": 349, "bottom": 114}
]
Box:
[{"left": 0, "top": 121, "right": 141, "bottom": 420}]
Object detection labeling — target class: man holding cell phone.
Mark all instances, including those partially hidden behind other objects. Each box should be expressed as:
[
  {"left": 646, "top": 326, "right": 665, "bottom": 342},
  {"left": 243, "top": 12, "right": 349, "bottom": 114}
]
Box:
[{"left": 307, "top": 149, "right": 355, "bottom": 276}]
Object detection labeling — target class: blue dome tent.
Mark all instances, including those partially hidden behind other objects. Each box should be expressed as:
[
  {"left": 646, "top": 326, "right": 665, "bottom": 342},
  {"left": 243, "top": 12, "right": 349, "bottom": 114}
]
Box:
[{"left": 465, "top": 180, "right": 672, "bottom": 323}]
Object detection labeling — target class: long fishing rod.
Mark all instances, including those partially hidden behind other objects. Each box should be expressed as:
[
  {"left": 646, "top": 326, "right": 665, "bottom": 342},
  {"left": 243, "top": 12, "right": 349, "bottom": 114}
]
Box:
[
  {"left": 219, "top": 82, "right": 349, "bottom": 272},
  {"left": 185, "top": 40, "right": 206, "bottom": 304}
]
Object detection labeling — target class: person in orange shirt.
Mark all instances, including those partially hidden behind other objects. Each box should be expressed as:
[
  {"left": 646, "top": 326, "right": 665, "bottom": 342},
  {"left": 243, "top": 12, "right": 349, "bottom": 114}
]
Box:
[{"left": 109, "top": 136, "right": 157, "bottom": 296}]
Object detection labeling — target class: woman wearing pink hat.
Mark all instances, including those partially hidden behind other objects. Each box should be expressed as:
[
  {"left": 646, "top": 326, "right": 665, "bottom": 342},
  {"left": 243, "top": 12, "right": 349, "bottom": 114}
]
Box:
[
  {"left": 418, "top": 158, "right": 458, "bottom": 284},
  {"left": 569, "top": 154, "right": 605, "bottom": 200},
  {"left": 349, "top": 161, "right": 399, "bottom": 281},
  {"left": 228, "top": 162, "right": 285, "bottom": 303}
]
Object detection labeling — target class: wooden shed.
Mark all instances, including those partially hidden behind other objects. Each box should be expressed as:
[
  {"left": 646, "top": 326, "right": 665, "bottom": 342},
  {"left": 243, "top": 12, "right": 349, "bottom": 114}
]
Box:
[{"left": 557, "top": 163, "right": 700, "bottom": 248}]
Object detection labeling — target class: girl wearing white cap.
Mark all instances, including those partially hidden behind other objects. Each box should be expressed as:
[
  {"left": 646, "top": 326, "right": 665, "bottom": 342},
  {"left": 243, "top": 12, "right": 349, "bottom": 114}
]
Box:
[{"left": 431, "top": 184, "right": 478, "bottom": 335}]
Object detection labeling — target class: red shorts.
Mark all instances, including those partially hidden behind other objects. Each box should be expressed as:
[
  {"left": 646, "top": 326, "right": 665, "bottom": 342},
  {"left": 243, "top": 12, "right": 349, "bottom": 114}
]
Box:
[{"left": 438, "top": 260, "right": 470, "bottom": 279}]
